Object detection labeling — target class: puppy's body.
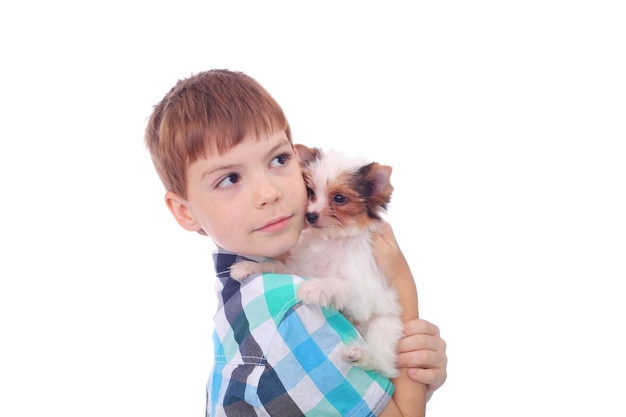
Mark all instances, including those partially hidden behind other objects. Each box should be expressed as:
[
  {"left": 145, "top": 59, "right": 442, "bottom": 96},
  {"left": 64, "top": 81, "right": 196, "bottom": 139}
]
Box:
[{"left": 231, "top": 146, "right": 403, "bottom": 377}]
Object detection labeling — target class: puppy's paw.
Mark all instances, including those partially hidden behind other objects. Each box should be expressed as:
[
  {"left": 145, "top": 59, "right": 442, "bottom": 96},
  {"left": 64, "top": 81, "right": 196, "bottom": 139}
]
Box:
[
  {"left": 297, "top": 280, "right": 332, "bottom": 307},
  {"left": 343, "top": 343, "right": 399, "bottom": 377},
  {"left": 342, "top": 345, "right": 364, "bottom": 362},
  {"left": 229, "top": 261, "right": 261, "bottom": 280}
]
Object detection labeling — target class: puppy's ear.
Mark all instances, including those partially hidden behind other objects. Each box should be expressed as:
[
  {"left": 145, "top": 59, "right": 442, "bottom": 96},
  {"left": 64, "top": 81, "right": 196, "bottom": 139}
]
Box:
[
  {"left": 360, "top": 163, "right": 394, "bottom": 214},
  {"left": 294, "top": 144, "right": 322, "bottom": 165},
  {"left": 365, "top": 163, "right": 393, "bottom": 195}
]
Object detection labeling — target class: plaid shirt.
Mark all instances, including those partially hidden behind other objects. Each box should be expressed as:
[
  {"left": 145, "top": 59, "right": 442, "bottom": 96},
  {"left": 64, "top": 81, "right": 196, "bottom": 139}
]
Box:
[{"left": 206, "top": 249, "right": 393, "bottom": 416}]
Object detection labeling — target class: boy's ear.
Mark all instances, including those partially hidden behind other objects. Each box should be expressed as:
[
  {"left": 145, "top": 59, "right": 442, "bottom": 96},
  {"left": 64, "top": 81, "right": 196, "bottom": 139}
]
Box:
[{"left": 165, "top": 191, "right": 201, "bottom": 232}]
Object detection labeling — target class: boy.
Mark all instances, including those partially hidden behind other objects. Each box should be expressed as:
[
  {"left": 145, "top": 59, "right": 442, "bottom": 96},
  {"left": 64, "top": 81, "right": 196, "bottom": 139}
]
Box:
[{"left": 145, "top": 69, "right": 447, "bottom": 416}]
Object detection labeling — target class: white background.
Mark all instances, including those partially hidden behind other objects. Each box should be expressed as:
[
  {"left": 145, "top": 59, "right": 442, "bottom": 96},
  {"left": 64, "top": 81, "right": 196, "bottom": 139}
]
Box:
[{"left": 1, "top": 1, "right": 624, "bottom": 416}]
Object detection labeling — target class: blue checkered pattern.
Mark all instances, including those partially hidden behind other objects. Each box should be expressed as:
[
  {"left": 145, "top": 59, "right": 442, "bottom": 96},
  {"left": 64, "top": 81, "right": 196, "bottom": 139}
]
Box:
[{"left": 206, "top": 249, "right": 393, "bottom": 416}]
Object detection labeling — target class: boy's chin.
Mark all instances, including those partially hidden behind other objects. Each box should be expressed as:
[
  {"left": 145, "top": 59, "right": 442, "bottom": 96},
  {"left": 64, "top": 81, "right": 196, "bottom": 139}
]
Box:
[
  {"left": 260, "top": 236, "right": 301, "bottom": 261},
  {"left": 269, "top": 250, "right": 291, "bottom": 263},
  {"left": 259, "top": 244, "right": 294, "bottom": 262}
]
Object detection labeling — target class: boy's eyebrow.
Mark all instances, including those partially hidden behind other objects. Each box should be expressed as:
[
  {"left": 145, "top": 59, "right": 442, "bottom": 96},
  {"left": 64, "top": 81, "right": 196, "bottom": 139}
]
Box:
[
  {"left": 265, "top": 139, "right": 292, "bottom": 157},
  {"left": 201, "top": 163, "right": 237, "bottom": 178},
  {"left": 200, "top": 159, "right": 244, "bottom": 181},
  {"left": 201, "top": 138, "right": 291, "bottom": 179}
]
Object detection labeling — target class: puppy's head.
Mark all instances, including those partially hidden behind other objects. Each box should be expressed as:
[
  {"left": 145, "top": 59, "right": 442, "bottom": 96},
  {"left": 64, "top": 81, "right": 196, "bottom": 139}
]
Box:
[{"left": 295, "top": 144, "right": 393, "bottom": 238}]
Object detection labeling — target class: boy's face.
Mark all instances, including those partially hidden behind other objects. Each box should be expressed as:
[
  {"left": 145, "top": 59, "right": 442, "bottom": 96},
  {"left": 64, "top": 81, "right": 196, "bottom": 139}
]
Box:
[{"left": 166, "top": 130, "right": 307, "bottom": 260}]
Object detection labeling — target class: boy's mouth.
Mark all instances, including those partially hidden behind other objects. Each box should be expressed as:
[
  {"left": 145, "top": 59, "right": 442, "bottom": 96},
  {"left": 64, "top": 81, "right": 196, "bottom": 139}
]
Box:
[{"left": 255, "top": 215, "right": 292, "bottom": 233}]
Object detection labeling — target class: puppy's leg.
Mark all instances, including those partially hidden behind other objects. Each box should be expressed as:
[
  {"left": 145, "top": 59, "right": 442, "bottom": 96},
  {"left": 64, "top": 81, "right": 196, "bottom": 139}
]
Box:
[
  {"left": 297, "top": 278, "right": 333, "bottom": 308},
  {"left": 297, "top": 277, "right": 353, "bottom": 309},
  {"left": 343, "top": 313, "right": 403, "bottom": 378},
  {"left": 229, "top": 261, "right": 288, "bottom": 280}
]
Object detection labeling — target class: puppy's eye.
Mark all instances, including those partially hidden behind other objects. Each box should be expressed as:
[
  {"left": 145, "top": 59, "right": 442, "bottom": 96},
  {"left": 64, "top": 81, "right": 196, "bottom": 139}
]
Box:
[
  {"left": 307, "top": 186, "right": 316, "bottom": 201},
  {"left": 333, "top": 194, "right": 347, "bottom": 204}
]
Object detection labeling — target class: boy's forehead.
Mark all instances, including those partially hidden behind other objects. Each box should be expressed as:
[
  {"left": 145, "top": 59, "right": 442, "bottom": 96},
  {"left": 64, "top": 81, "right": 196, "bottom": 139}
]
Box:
[
  {"left": 193, "top": 130, "right": 291, "bottom": 167},
  {"left": 228, "top": 131, "right": 292, "bottom": 156}
]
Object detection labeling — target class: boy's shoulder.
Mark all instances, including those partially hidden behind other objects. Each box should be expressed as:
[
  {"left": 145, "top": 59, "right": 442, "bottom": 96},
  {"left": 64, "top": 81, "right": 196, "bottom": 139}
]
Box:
[
  {"left": 238, "top": 271, "right": 305, "bottom": 323},
  {"left": 213, "top": 268, "right": 309, "bottom": 365},
  {"left": 213, "top": 251, "right": 306, "bottom": 331}
]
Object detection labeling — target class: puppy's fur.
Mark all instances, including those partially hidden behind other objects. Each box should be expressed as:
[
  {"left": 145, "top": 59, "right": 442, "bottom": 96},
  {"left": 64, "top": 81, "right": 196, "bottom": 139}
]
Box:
[{"left": 230, "top": 145, "right": 403, "bottom": 377}]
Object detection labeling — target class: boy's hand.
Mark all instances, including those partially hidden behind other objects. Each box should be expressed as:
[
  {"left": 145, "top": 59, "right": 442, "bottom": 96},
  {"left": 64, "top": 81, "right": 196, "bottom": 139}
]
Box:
[{"left": 397, "top": 319, "right": 448, "bottom": 401}]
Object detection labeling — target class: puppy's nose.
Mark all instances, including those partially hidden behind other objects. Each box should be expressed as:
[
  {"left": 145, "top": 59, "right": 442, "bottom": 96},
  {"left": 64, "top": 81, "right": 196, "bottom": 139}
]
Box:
[{"left": 306, "top": 212, "right": 318, "bottom": 224}]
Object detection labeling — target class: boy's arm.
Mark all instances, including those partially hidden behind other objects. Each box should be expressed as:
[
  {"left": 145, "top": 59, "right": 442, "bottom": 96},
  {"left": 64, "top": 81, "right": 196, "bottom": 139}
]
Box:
[
  {"left": 373, "top": 221, "right": 426, "bottom": 417},
  {"left": 372, "top": 222, "right": 447, "bottom": 398}
]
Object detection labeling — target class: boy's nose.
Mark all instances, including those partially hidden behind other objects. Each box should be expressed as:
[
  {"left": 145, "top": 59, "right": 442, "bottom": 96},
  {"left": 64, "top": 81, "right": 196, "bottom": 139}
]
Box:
[{"left": 256, "top": 176, "right": 281, "bottom": 206}]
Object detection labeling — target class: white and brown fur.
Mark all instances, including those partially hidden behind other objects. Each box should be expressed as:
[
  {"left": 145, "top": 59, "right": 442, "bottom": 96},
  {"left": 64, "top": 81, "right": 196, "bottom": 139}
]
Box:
[{"left": 230, "top": 145, "right": 403, "bottom": 377}]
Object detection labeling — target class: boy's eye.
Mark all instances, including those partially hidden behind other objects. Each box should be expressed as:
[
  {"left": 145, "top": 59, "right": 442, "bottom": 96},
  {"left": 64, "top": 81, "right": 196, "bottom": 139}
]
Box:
[
  {"left": 333, "top": 194, "right": 347, "bottom": 204},
  {"left": 217, "top": 173, "right": 240, "bottom": 188},
  {"left": 270, "top": 152, "right": 292, "bottom": 167}
]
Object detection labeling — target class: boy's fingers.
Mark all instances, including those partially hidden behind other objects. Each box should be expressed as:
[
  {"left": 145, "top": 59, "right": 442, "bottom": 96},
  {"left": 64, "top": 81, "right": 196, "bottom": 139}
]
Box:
[
  {"left": 396, "top": 346, "right": 446, "bottom": 368},
  {"left": 403, "top": 319, "right": 441, "bottom": 337}
]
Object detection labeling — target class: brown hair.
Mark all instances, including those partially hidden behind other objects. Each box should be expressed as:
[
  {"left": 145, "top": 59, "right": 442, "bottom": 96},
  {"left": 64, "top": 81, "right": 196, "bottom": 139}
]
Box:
[{"left": 145, "top": 69, "right": 292, "bottom": 198}]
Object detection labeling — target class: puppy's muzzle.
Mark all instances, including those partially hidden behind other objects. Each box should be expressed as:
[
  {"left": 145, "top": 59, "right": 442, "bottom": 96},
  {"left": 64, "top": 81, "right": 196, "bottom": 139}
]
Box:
[{"left": 306, "top": 212, "right": 319, "bottom": 225}]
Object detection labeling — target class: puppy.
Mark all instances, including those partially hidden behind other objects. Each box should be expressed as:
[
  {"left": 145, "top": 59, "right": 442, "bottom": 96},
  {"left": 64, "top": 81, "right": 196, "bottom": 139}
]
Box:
[{"left": 230, "top": 145, "right": 403, "bottom": 377}]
